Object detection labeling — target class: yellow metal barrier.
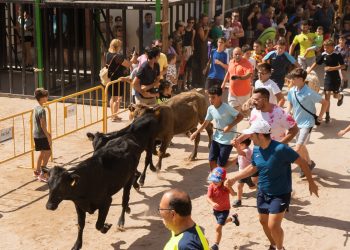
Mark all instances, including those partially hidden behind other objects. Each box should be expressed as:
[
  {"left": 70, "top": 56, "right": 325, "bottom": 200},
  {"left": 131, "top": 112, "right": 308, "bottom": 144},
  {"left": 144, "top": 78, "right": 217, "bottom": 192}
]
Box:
[
  {"left": 44, "top": 85, "right": 106, "bottom": 141},
  {"left": 0, "top": 110, "right": 35, "bottom": 169},
  {"left": 104, "top": 77, "right": 133, "bottom": 132}
]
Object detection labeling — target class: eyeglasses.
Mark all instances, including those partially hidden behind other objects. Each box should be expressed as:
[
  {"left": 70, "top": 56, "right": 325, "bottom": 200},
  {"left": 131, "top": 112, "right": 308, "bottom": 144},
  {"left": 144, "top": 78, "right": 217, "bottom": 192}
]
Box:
[{"left": 158, "top": 208, "right": 173, "bottom": 214}]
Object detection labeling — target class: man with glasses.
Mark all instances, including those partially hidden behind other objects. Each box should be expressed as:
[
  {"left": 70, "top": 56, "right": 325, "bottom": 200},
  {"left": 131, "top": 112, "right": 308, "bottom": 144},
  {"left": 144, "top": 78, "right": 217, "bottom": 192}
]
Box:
[
  {"left": 221, "top": 47, "right": 253, "bottom": 112},
  {"left": 230, "top": 11, "right": 244, "bottom": 49},
  {"left": 160, "top": 189, "right": 209, "bottom": 250}
]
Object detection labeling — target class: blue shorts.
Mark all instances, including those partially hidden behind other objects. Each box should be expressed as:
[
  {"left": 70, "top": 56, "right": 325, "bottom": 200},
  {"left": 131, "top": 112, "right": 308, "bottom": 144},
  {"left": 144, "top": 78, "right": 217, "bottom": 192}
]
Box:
[
  {"left": 213, "top": 210, "right": 229, "bottom": 225},
  {"left": 257, "top": 191, "right": 291, "bottom": 214},
  {"left": 209, "top": 140, "right": 233, "bottom": 167}
]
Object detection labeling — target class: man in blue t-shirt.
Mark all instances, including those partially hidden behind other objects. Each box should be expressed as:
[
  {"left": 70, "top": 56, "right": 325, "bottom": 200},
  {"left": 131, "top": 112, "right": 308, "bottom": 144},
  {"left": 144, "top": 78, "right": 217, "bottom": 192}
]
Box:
[
  {"left": 227, "top": 119, "right": 319, "bottom": 250},
  {"left": 204, "top": 37, "right": 228, "bottom": 92},
  {"left": 191, "top": 86, "right": 243, "bottom": 170}
]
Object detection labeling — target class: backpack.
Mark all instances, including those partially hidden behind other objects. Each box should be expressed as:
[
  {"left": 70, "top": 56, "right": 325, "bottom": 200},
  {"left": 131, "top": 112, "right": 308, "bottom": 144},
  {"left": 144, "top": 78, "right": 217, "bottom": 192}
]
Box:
[{"left": 99, "top": 53, "right": 119, "bottom": 86}]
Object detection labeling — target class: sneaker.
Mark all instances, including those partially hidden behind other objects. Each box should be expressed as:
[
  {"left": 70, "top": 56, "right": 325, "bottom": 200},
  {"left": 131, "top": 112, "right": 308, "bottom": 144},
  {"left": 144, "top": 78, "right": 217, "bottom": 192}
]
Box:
[
  {"left": 37, "top": 173, "right": 48, "bottom": 183},
  {"left": 337, "top": 94, "right": 344, "bottom": 106},
  {"left": 232, "top": 213, "right": 240, "bottom": 226},
  {"left": 309, "top": 160, "right": 316, "bottom": 171},
  {"left": 210, "top": 244, "right": 219, "bottom": 250},
  {"left": 33, "top": 170, "right": 40, "bottom": 178},
  {"left": 232, "top": 200, "right": 242, "bottom": 207}
]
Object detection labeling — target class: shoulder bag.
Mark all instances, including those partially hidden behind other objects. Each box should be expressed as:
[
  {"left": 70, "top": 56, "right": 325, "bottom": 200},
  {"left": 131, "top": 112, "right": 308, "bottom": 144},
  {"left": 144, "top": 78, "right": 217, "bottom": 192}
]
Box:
[
  {"left": 294, "top": 91, "right": 321, "bottom": 126},
  {"left": 99, "top": 53, "right": 120, "bottom": 86}
]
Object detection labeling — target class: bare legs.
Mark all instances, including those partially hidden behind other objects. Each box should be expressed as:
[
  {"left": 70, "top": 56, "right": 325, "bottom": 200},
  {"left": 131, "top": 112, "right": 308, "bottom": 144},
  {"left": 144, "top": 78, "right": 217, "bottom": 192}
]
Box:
[
  {"left": 259, "top": 212, "right": 286, "bottom": 250},
  {"left": 36, "top": 150, "right": 51, "bottom": 172}
]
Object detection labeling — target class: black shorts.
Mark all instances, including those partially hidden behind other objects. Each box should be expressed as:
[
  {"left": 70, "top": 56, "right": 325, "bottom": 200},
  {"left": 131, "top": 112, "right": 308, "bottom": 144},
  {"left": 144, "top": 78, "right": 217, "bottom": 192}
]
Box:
[
  {"left": 205, "top": 78, "right": 222, "bottom": 90},
  {"left": 324, "top": 76, "right": 341, "bottom": 92},
  {"left": 208, "top": 140, "right": 233, "bottom": 167},
  {"left": 108, "top": 81, "right": 125, "bottom": 97},
  {"left": 34, "top": 137, "right": 51, "bottom": 151},
  {"left": 238, "top": 176, "right": 256, "bottom": 188},
  {"left": 257, "top": 191, "right": 291, "bottom": 214}
]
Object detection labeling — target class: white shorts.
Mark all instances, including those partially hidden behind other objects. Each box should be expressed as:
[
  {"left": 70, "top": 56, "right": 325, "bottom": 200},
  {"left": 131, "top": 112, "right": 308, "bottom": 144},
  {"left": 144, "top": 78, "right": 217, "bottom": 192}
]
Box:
[
  {"left": 298, "top": 56, "right": 315, "bottom": 70},
  {"left": 296, "top": 127, "right": 312, "bottom": 145},
  {"left": 228, "top": 92, "right": 250, "bottom": 109}
]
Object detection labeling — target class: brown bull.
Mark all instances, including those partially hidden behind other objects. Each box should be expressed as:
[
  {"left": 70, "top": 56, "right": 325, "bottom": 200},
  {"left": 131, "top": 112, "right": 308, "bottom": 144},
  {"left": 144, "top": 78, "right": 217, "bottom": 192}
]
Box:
[{"left": 129, "top": 91, "right": 213, "bottom": 171}]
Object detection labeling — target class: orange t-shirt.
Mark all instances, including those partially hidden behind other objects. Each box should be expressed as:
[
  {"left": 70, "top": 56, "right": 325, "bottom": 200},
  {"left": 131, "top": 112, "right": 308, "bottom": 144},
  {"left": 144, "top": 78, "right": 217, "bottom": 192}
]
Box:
[{"left": 228, "top": 58, "right": 253, "bottom": 96}]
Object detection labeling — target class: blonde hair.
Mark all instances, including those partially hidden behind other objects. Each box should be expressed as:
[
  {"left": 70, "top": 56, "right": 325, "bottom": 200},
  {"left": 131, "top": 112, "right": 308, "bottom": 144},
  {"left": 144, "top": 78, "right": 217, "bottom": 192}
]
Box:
[{"left": 108, "top": 39, "right": 122, "bottom": 53}]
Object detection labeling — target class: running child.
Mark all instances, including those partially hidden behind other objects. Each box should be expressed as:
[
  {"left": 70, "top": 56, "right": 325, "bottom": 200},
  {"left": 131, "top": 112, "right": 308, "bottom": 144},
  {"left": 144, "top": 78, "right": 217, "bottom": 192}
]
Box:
[
  {"left": 308, "top": 39, "right": 345, "bottom": 123},
  {"left": 207, "top": 167, "right": 240, "bottom": 250},
  {"left": 231, "top": 138, "right": 256, "bottom": 207}
]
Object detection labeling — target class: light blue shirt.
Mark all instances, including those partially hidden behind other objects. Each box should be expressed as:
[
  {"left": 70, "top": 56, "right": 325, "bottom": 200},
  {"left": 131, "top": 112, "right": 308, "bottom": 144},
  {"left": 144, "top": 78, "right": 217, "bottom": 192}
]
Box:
[
  {"left": 287, "top": 85, "right": 322, "bottom": 128},
  {"left": 205, "top": 103, "right": 239, "bottom": 145}
]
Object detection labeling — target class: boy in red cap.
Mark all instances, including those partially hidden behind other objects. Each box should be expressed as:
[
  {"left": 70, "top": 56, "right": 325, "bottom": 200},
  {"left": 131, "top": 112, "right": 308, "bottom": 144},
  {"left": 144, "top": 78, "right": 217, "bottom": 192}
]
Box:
[{"left": 207, "top": 167, "right": 240, "bottom": 250}]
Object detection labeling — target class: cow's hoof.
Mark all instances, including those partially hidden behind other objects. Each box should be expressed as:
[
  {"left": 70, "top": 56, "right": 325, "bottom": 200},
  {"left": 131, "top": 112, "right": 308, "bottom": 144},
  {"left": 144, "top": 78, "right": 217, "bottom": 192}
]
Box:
[
  {"left": 150, "top": 164, "right": 157, "bottom": 172},
  {"left": 188, "top": 155, "right": 196, "bottom": 161},
  {"left": 117, "top": 226, "right": 126, "bottom": 232},
  {"left": 133, "top": 182, "right": 140, "bottom": 190},
  {"left": 139, "top": 180, "right": 144, "bottom": 187},
  {"left": 71, "top": 241, "right": 82, "bottom": 250},
  {"left": 125, "top": 206, "right": 131, "bottom": 214},
  {"left": 163, "top": 153, "right": 171, "bottom": 158},
  {"left": 100, "top": 223, "right": 112, "bottom": 234}
]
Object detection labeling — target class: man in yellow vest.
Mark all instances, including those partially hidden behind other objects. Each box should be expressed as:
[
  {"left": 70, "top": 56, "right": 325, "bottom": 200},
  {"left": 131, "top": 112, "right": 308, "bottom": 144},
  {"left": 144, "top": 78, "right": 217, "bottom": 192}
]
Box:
[{"left": 160, "top": 189, "right": 209, "bottom": 250}]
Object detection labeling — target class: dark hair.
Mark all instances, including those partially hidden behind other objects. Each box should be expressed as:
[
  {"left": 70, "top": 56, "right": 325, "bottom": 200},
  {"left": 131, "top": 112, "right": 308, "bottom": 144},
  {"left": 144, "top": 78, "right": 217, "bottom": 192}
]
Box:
[
  {"left": 175, "top": 20, "right": 185, "bottom": 30},
  {"left": 115, "top": 16, "right": 122, "bottom": 22},
  {"left": 168, "top": 191, "right": 192, "bottom": 216},
  {"left": 301, "top": 20, "right": 309, "bottom": 26},
  {"left": 254, "top": 40, "right": 262, "bottom": 46},
  {"left": 199, "top": 13, "right": 208, "bottom": 20},
  {"left": 218, "top": 37, "right": 227, "bottom": 43},
  {"left": 253, "top": 87, "right": 270, "bottom": 100},
  {"left": 242, "top": 44, "right": 251, "bottom": 53},
  {"left": 257, "top": 62, "right": 272, "bottom": 73},
  {"left": 241, "top": 138, "right": 251, "bottom": 146},
  {"left": 276, "top": 13, "right": 287, "bottom": 25},
  {"left": 277, "top": 27, "right": 286, "bottom": 37},
  {"left": 146, "top": 47, "right": 160, "bottom": 60},
  {"left": 208, "top": 86, "right": 223, "bottom": 96},
  {"left": 159, "top": 80, "right": 172, "bottom": 94},
  {"left": 145, "top": 12, "right": 152, "bottom": 17},
  {"left": 289, "top": 68, "right": 308, "bottom": 80},
  {"left": 187, "top": 16, "right": 195, "bottom": 22},
  {"left": 277, "top": 37, "right": 286, "bottom": 46},
  {"left": 166, "top": 53, "right": 176, "bottom": 62},
  {"left": 34, "top": 88, "right": 48, "bottom": 101}
]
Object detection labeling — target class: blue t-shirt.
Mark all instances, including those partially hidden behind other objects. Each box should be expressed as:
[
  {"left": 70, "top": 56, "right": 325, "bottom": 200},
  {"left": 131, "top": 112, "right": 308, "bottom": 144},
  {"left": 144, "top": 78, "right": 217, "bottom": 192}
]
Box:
[
  {"left": 205, "top": 103, "right": 239, "bottom": 145},
  {"left": 251, "top": 140, "right": 299, "bottom": 196},
  {"left": 263, "top": 51, "right": 296, "bottom": 88},
  {"left": 287, "top": 85, "right": 322, "bottom": 128},
  {"left": 208, "top": 49, "right": 228, "bottom": 80}
]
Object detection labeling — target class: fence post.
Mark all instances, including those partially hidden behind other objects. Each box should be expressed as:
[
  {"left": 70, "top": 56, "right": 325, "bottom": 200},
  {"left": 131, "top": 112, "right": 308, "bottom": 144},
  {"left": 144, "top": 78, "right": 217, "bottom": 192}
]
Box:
[{"left": 103, "top": 85, "right": 108, "bottom": 133}]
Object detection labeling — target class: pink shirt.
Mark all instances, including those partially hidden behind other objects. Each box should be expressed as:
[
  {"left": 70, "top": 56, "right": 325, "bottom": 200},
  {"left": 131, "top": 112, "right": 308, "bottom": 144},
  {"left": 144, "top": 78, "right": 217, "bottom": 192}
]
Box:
[
  {"left": 207, "top": 183, "right": 230, "bottom": 211},
  {"left": 250, "top": 105, "right": 296, "bottom": 141},
  {"left": 231, "top": 21, "right": 243, "bottom": 48},
  {"left": 238, "top": 147, "right": 252, "bottom": 171}
]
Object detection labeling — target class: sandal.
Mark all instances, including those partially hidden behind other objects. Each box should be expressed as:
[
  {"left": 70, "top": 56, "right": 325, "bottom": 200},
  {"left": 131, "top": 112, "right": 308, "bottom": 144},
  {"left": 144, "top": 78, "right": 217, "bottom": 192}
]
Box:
[
  {"left": 232, "top": 213, "right": 240, "bottom": 226},
  {"left": 111, "top": 116, "right": 122, "bottom": 122}
]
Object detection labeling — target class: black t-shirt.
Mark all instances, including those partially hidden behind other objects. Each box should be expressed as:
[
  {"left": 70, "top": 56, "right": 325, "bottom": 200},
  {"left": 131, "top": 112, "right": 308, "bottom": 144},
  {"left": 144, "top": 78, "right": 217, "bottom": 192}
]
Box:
[
  {"left": 106, "top": 52, "right": 125, "bottom": 80},
  {"left": 316, "top": 52, "right": 344, "bottom": 79},
  {"left": 136, "top": 61, "right": 160, "bottom": 86}
]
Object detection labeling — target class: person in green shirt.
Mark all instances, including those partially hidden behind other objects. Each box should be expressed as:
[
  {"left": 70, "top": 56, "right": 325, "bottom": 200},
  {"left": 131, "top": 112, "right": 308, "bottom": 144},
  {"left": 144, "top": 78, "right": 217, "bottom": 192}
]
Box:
[
  {"left": 160, "top": 189, "right": 209, "bottom": 250},
  {"left": 209, "top": 15, "right": 224, "bottom": 49},
  {"left": 303, "top": 26, "right": 324, "bottom": 58}
]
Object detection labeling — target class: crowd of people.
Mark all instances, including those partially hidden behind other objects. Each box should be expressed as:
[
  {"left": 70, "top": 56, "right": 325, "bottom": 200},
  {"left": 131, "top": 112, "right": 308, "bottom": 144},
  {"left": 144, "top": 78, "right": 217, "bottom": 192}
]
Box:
[{"left": 29, "top": 0, "right": 350, "bottom": 249}]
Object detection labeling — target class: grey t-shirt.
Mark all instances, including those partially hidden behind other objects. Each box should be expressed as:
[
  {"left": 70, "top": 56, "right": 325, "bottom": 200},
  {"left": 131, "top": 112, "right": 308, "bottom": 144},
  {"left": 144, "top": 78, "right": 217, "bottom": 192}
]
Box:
[{"left": 33, "top": 106, "right": 46, "bottom": 138}]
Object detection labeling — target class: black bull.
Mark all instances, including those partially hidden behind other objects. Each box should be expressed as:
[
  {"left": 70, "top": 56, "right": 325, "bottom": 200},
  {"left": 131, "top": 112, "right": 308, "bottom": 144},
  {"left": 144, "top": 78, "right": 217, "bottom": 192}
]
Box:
[{"left": 44, "top": 112, "right": 159, "bottom": 250}]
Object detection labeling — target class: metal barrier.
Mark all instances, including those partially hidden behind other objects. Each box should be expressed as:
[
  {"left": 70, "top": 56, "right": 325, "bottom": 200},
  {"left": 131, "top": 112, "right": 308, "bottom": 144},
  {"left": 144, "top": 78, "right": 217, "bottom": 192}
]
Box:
[
  {"left": 0, "top": 79, "right": 133, "bottom": 168},
  {"left": 0, "top": 110, "right": 35, "bottom": 169},
  {"left": 45, "top": 85, "right": 106, "bottom": 142},
  {"left": 104, "top": 77, "right": 133, "bottom": 132}
]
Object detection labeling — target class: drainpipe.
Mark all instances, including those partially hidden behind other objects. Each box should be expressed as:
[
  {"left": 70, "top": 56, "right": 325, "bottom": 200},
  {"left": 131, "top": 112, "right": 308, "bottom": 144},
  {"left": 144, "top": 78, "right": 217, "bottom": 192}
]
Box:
[
  {"left": 34, "top": 0, "right": 44, "bottom": 88},
  {"left": 155, "top": 0, "right": 161, "bottom": 39}
]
